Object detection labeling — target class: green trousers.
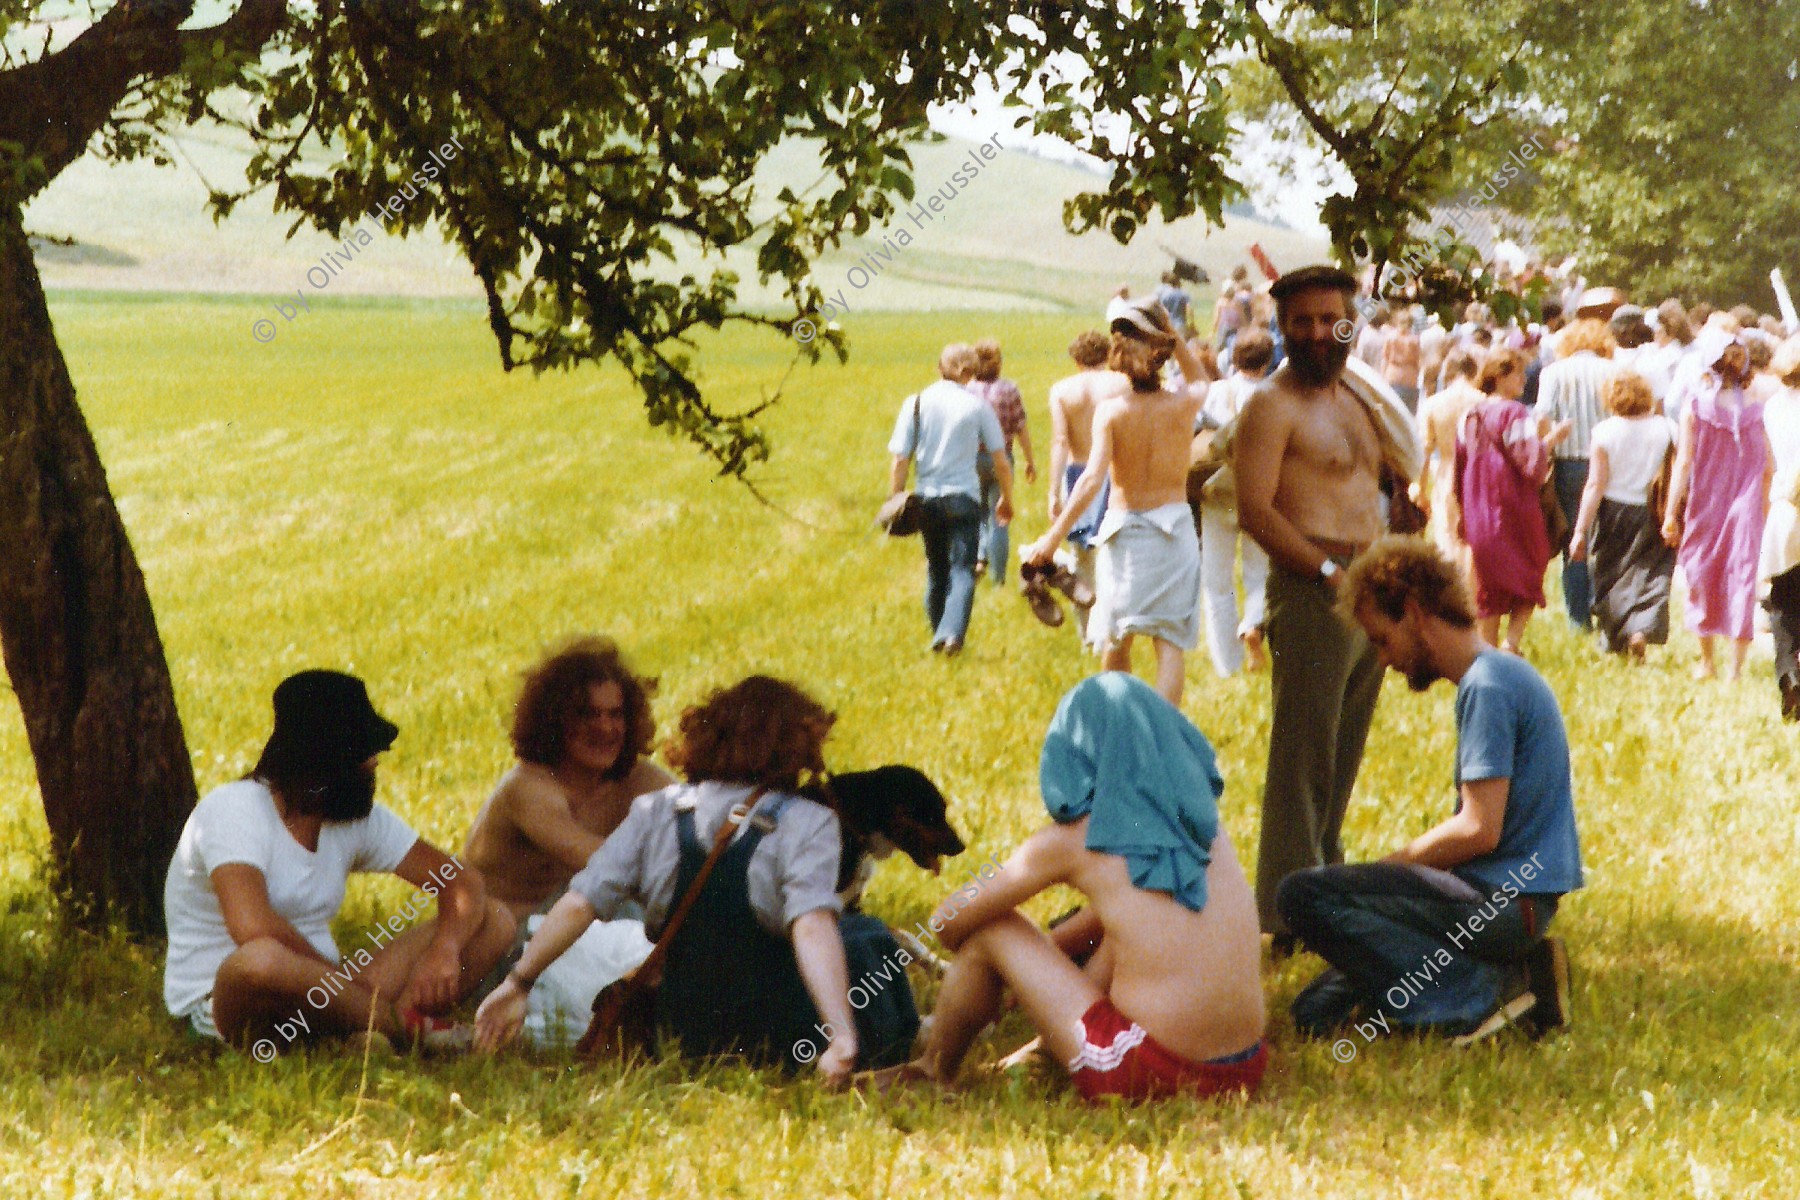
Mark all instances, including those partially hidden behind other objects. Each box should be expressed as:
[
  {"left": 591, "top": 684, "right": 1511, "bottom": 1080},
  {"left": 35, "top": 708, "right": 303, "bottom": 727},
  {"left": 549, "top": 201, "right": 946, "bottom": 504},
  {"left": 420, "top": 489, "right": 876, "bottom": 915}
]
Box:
[{"left": 1255, "top": 562, "right": 1384, "bottom": 934}]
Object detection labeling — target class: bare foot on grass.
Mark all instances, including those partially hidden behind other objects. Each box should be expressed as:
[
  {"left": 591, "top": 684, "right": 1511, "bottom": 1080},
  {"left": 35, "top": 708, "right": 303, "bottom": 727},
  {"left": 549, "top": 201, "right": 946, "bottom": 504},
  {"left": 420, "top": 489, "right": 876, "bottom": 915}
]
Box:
[{"left": 1241, "top": 628, "right": 1268, "bottom": 672}]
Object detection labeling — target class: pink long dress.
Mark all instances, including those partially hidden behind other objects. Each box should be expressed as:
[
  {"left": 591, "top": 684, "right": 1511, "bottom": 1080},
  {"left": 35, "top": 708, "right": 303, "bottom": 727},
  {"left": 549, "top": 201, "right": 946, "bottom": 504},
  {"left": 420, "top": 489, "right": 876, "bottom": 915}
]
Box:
[
  {"left": 1456, "top": 400, "right": 1552, "bottom": 615},
  {"left": 1679, "top": 383, "right": 1767, "bottom": 640}
]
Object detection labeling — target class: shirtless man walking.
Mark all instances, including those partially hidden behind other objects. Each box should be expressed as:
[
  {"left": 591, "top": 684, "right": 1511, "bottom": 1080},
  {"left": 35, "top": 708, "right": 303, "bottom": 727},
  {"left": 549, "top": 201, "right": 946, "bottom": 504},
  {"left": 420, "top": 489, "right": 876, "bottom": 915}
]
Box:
[
  {"left": 1046, "top": 331, "right": 1129, "bottom": 630},
  {"left": 1025, "top": 300, "right": 1208, "bottom": 704},
  {"left": 885, "top": 674, "right": 1266, "bottom": 1102},
  {"left": 1232, "top": 264, "right": 1387, "bottom": 946},
  {"left": 1382, "top": 307, "right": 1423, "bottom": 412}
]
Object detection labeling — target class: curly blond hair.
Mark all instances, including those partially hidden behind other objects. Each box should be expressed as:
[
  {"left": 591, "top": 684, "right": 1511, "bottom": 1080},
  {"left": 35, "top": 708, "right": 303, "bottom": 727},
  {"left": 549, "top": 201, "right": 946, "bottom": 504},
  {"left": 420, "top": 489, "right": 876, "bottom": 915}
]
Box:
[
  {"left": 1557, "top": 318, "right": 1616, "bottom": 359},
  {"left": 1338, "top": 536, "right": 1476, "bottom": 629}
]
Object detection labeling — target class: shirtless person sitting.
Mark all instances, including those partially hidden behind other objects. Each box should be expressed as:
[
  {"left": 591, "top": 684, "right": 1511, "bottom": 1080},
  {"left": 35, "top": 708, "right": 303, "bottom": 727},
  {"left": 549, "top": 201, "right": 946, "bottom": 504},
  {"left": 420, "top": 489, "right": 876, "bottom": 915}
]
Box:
[
  {"left": 885, "top": 674, "right": 1267, "bottom": 1102},
  {"left": 1232, "top": 264, "right": 1390, "bottom": 948},
  {"left": 1046, "top": 330, "right": 1129, "bottom": 635},
  {"left": 1024, "top": 299, "right": 1208, "bottom": 704},
  {"left": 461, "top": 638, "right": 674, "bottom": 1031}
]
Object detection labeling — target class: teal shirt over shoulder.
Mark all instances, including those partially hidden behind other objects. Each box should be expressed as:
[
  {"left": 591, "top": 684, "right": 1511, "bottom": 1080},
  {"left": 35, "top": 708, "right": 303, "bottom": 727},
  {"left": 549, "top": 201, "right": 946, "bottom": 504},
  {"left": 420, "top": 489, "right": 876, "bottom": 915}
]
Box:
[{"left": 1453, "top": 649, "right": 1584, "bottom": 895}]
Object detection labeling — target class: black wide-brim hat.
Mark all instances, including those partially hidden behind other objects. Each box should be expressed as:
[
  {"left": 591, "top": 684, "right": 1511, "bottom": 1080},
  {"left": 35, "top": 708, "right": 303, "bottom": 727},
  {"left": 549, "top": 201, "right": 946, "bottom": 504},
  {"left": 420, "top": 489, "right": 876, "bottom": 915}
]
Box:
[{"left": 254, "top": 669, "right": 399, "bottom": 779}]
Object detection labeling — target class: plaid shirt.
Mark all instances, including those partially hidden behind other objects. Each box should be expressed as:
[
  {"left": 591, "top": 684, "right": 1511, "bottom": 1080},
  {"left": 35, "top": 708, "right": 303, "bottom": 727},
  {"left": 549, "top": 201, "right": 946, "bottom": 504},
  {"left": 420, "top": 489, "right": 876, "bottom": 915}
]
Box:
[{"left": 968, "top": 378, "right": 1027, "bottom": 452}]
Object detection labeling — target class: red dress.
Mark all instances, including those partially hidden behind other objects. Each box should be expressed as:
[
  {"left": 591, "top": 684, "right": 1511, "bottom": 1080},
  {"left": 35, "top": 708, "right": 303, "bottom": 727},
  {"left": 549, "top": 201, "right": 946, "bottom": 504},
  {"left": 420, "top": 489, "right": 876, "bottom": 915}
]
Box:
[{"left": 1456, "top": 400, "right": 1552, "bottom": 616}]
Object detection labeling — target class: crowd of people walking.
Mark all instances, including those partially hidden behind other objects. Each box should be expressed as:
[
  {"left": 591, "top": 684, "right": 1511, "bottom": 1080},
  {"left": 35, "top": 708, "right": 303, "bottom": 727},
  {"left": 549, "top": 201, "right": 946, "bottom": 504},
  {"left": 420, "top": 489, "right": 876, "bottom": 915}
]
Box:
[{"left": 887, "top": 268, "right": 1800, "bottom": 719}]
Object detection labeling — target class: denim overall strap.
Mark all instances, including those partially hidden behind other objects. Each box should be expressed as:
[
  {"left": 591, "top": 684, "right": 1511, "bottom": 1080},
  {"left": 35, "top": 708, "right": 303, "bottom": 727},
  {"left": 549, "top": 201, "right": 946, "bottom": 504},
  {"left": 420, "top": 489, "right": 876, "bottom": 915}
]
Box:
[{"left": 657, "top": 792, "right": 819, "bottom": 1067}]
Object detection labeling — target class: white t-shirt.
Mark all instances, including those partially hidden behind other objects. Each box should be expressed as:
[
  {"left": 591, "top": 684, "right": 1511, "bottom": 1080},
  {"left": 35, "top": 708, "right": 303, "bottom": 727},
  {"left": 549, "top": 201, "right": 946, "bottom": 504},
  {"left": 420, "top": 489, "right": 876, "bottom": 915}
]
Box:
[
  {"left": 1203, "top": 372, "right": 1259, "bottom": 429},
  {"left": 1590, "top": 415, "right": 1675, "bottom": 504},
  {"left": 162, "top": 779, "right": 420, "bottom": 1018}
]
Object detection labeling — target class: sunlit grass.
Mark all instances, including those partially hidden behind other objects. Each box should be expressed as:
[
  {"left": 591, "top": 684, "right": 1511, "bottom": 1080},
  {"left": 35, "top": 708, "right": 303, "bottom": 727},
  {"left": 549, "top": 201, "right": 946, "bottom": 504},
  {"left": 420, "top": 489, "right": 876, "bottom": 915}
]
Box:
[{"left": 1, "top": 294, "right": 1795, "bottom": 1197}]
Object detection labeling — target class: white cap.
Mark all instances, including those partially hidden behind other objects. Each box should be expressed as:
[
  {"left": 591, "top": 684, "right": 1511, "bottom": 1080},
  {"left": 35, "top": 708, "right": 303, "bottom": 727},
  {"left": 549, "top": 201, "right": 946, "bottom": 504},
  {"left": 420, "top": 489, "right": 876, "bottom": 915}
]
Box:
[{"left": 1106, "top": 296, "right": 1168, "bottom": 337}]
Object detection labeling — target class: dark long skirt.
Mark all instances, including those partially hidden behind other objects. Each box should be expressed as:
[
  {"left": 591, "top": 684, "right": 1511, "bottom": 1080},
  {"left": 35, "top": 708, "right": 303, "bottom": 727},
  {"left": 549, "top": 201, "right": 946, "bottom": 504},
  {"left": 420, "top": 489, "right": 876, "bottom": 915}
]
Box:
[{"left": 1590, "top": 498, "right": 1675, "bottom": 652}]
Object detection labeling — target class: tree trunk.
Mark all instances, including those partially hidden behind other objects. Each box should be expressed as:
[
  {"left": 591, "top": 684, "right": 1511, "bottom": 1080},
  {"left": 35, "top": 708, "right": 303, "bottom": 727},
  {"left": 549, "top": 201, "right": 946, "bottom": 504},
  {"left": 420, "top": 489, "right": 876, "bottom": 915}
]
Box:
[{"left": 0, "top": 208, "right": 195, "bottom": 936}]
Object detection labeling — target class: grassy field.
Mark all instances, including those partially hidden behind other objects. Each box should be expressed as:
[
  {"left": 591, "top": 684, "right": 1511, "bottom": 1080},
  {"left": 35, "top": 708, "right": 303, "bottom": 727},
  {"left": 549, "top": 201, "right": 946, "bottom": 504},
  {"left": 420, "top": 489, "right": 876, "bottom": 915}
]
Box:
[{"left": 2, "top": 294, "right": 1796, "bottom": 1197}]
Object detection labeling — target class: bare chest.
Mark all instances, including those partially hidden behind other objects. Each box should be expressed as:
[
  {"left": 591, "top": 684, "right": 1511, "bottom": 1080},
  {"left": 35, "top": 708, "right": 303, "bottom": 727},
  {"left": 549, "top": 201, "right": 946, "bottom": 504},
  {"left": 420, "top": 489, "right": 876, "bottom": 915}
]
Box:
[
  {"left": 566, "top": 783, "right": 631, "bottom": 840},
  {"left": 1288, "top": 388, "right": 1379, "bottom": 473}
]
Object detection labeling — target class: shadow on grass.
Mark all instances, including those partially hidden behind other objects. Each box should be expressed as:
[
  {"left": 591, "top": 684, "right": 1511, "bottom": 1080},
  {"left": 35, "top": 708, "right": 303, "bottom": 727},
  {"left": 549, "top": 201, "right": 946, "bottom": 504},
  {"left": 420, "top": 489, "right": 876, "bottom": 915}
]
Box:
[{"left": 1, "top": 891, "right": 1794, "bottom": 1159}]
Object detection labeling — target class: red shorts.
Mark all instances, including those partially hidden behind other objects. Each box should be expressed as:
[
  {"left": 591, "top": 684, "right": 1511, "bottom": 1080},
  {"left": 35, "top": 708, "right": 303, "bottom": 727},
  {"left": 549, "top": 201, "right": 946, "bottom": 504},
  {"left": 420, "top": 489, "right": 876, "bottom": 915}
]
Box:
[{"left": 1068, "top": 998, "right": 1266, "bottom": 1103}]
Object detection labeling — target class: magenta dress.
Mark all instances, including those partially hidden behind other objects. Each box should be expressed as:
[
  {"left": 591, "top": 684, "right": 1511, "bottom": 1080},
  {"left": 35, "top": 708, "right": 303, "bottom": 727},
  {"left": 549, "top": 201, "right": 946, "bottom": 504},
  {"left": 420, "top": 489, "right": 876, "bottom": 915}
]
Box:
[
  {"left": 1679, "top": 384, "right": 1767, "bottom": 640},
  {"left": 1456, "top": 400, "right": 1552, "bottom": 616}
]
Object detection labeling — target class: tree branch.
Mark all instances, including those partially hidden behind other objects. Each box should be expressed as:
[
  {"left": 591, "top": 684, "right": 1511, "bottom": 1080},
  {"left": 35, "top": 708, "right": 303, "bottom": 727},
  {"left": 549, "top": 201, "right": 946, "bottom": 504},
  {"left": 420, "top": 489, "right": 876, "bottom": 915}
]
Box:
[
  {"left": 1248, "top": 8, "right": 1354, "bottom": 161},
  {"left": 0, "top": 0, "right": 287, "bottom": 200}
]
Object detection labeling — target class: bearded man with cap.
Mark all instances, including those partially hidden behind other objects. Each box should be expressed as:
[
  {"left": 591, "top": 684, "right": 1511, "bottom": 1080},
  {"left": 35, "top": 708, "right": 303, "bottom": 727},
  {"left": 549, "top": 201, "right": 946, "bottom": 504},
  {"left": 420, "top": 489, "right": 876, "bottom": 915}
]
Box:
[{"left": 162, "top": 670, "right": 514, "bottom": 1052}]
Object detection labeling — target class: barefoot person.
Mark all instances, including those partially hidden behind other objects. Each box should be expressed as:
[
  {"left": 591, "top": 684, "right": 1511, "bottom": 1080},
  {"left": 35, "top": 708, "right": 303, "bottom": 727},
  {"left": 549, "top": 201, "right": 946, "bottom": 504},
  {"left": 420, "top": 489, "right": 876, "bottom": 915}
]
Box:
[
  {"left": 163, "top": 670, "right": 514, "bottom": 1052},
  {"left": 893, "top": 674, "right": 1266, "bottom": 1102},
  {"left": 1232, "top": 264, "right": 1388, "bottom": 944},
  {"left": 1280, "top": 538, "right": 1582, "bottom": 1043},
  {"left": 1663, "top": 330, "right": 1773, "bottom": 681},
  {"left": 1046, "top": 330, "right": 1129, "bottom": 637},
  {"left": 460, "top": 638, "right": 676, "bottom": 1042},
  {"left": 1023, "top": 298, "right": 1210, "bottom": 705},
  {"left": 1197, "top": 327, "right": 1275, "bottom": 676},
  {"left": 1456, "top": 350, "right": 1570, "bottom": 655}
]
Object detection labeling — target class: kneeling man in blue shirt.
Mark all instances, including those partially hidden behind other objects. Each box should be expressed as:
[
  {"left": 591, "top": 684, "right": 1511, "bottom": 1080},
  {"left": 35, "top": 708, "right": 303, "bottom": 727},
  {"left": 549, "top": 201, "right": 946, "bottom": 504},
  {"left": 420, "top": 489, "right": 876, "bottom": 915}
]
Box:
[{"left": 1278, "top": 536, "right": 1583, "bottom": 1043}]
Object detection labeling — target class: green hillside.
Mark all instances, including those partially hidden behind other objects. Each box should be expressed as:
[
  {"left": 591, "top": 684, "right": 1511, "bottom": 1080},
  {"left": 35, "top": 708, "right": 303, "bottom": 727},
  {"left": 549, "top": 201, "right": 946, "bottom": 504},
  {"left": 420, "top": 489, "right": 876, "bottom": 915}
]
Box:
[{"left": 27, "top": 122, "right": 1326, "bottom": 315}]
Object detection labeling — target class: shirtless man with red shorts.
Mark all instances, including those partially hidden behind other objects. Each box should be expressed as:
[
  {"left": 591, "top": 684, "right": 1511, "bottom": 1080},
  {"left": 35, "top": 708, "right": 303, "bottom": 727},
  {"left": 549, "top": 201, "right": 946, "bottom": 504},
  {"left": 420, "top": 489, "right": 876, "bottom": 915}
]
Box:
[{"left": 879, "top": 673, "right": 1267, "bottom": 1102}]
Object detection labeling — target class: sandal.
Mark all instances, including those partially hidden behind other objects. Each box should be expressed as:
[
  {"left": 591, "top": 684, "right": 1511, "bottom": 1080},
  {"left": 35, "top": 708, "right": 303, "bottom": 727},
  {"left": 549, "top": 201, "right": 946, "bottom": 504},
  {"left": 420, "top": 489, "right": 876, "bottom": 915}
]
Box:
[
  {"left": 1018, "top": 565, "right": 1065, "bottom": 627},
  {"left": 1045, "top": 562, "right": 1095, "bottom": 608}
]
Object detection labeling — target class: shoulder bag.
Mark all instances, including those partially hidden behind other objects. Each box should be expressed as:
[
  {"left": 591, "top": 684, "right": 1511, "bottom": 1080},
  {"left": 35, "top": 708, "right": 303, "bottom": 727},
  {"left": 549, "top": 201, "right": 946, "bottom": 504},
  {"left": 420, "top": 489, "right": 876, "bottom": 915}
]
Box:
[
  {"left": 576, "top": 788, "right": 768, "bottom": 1060},
  {"left": 877, "top": 395, "right": 926, "bottom": 537}
]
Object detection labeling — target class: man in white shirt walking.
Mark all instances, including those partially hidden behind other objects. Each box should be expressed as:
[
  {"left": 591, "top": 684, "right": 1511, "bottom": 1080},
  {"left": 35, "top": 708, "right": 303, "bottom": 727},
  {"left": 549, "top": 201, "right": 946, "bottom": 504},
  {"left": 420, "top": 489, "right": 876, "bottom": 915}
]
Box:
[{"left": 888, "top": 344, "right": 1014, "bottom": 654}]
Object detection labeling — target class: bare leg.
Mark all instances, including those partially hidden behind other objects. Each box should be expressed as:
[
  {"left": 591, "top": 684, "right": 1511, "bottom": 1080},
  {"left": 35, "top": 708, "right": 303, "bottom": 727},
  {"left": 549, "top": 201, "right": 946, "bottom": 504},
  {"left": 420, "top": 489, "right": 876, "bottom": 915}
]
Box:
[
  {"left": 355, "top": 900, "right": 516, "bottom": 1013},
  {"left": 213, "top": 901, "right": 512, "bottom": 1051},
  {"left": 1478, "top": 614, "right": 1502, "bottom": 646},
  {"left": 1504, "top": 604, "right": 1534, "bottom": 654},
  {"left": 1696, "top": 636, "right": 1717, "bottom": 679},
  {"left": 1101, "top": 635, "right": 1134, "bottom": 676},
  {"left": 1727, "top": 637, "right": 1750, "bottom": 682},
  {"left": 918, "top": 912, "right": 1102, "bottom": 1084},
  {"left": 1240, "top": 627, "right": 1268, "bottom": 672},
  {"left": 1152, "top": 638, "right": 1185, "bottom": 706},
  {"left": 212, "top": 938, "right": 407, "bottom": 1048}
]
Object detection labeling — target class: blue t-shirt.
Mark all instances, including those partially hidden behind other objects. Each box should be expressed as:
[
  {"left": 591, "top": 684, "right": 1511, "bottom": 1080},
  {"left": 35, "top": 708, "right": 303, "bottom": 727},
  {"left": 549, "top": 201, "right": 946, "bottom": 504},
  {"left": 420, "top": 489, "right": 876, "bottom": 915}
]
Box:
[
  {"left": 1452, "top": 650, "right": 1584, "bottom": 896},
  {"left": 887, "top": 380, "right": 1005, "bottom": 500}
]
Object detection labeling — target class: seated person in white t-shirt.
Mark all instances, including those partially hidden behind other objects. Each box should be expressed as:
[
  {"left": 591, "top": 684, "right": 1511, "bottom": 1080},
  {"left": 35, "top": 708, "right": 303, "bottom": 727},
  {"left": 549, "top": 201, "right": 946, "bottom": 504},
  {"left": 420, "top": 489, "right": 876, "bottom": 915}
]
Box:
[{"left": 162, "top": 670, "right": 514, "bottom": 1052}]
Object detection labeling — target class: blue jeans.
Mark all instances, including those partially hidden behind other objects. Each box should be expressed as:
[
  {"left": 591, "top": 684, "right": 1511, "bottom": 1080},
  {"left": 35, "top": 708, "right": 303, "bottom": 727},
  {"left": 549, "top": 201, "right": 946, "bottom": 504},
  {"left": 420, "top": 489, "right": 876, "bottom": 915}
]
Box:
[
  {"left": 1553, "top": 459, "right": 1592, "bottom": 628},
  {"left": 978, "top": 459, "right": 1011, "bottom": 583},
  {"left": 919, "top": 493, "right": 982, "bottom": 646},
  {"left": 1278, "top": 863, "right": 1557, "bottom": 1035}
]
